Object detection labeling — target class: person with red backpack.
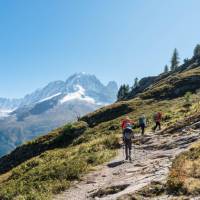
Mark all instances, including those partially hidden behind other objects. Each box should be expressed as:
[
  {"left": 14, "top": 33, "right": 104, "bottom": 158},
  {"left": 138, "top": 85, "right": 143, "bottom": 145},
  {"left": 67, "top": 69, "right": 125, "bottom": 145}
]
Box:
[
  {"left": 121, "top": 116, "right": 133, "bottom": 129},
  {"left": 153, "top": 112, "right": 162, "bottom": 132},
  {"left": 121, "top": 116, "right": 134, "bottom": 161}
]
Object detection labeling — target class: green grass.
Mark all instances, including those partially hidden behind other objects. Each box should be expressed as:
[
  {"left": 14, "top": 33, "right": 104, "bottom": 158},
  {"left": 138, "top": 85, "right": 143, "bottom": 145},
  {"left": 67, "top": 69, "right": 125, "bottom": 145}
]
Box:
[{"left": 0, "top": 121, "right": 120, "bottom": 200}]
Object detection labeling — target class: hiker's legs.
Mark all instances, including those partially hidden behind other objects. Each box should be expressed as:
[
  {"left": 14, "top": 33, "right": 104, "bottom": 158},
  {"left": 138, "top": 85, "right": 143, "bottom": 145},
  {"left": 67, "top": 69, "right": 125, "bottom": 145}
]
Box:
[
  {"left": 128, "top": 139, "right": 132, "bottom": 160},
  {"left": 125, "top": 141, "right": 129, "bottom": 160},
  {"left": 158, "top": 122, "right": 161, "bottom": 130},
  {"left": 153, "top": 123, "right": 157, "bottom": 131},
  {"left": 153, "top": 122, "right": 159, "bottom": 131},
  {"left": 125, "top": 139, "right": 131, "bottom": 160},
  {"left": 141, "top": 124, "right": 145, "bottom": 135}
]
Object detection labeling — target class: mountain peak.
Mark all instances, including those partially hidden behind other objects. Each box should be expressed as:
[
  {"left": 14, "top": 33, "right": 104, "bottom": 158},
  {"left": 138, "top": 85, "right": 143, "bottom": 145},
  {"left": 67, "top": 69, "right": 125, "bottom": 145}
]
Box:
[
  {"left": 0, "top": 73, "right": 118, "bottom": 110},
  {"left": 66, "top": 72, "right": 97, "bottom": 82},
  {"left": 106, "top": 81, "right": 118, "bottom": 89}
]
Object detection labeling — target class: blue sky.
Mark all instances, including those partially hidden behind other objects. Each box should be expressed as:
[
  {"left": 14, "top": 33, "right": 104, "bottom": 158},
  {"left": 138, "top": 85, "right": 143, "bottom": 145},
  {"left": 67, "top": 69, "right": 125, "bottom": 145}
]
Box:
[{"left": 0, "top": 0, "right": 200, "bottom": 98}]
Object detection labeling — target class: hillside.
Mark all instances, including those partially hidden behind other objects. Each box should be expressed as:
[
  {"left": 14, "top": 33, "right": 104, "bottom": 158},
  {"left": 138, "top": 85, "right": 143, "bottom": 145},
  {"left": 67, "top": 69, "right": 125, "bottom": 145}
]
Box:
[
  {"left": 55, "top": 113, "right": 200, "bottom": 200},
  {"left": 128, "top": 56, "right": 200, "bottom": 100},
  {"left": 1, "top": 59, "right": 200, "bottom": 199}
]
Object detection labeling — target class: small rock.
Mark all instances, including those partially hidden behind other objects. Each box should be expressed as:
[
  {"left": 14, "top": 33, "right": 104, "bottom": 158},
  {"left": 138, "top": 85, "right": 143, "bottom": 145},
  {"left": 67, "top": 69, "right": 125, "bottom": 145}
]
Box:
[
  {"left": 86, "top": 180, "right": 96, "bottom": 184},
  {"left": 126, "top": 167, "right": 142, "bottom": 173},
  {"left": 134, "top": 163, "right": 144, "bottom": 167},
  {"left": 113, "top": 172, "right": 120, "bottom": 175}
]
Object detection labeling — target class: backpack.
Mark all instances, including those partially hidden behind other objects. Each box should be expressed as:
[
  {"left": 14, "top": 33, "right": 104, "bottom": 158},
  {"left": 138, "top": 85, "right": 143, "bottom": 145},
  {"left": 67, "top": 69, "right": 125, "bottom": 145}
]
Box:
[
  {"left": 125, "top": 122, "right": 132, "bottom": 129},
  {"left": 153, "top": 113, "right": 158, "bottom": 122},
  {"left": 154, "top": 112, "right": 162, "bottom": 122},
  {"left": 123, "top": 127, "right": 133, "bottom": 140},
  {"left": 139, "top": 116, "right": 146, "bottom": 125},
  {"left": 157, "top": 112, "right": 162, "bottom": 120}
]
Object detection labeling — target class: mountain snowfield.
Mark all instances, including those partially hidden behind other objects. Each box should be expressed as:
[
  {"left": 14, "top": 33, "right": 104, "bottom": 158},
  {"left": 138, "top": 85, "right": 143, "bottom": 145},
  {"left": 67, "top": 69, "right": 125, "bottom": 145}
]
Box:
[
  {"left": 0, "top": 109, "right": 13, "bottom": 118},
  {"left": 38, "top": 92, "right": 62, "bottom": 103},
  {"left": 0, "top": 73, "right": 118, "bottom": 157},
  {"left": 60, "top": 85, "right": 96, "bottom": 104}
]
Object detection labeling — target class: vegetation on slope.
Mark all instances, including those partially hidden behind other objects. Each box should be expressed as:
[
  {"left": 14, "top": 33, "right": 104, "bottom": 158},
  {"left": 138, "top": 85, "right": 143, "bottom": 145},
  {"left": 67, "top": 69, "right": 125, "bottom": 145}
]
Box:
[
  {"left": 0, "top": 121, "right": 120, "bottom": 200},
  {"left": 167, "top": 141, "right": 200, "bottom": 196},
  {"left": 140, "top": 66, "right": 200, "bottom": 100}
]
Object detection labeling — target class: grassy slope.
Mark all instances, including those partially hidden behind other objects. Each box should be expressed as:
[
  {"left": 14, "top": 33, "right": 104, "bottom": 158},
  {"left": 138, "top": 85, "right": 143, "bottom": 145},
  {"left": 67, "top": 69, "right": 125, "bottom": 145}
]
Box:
[
  {"left": 140, "top": 67, "right": 200, "bottom": 100},
  {"left": 0, "top": 67, "right": 200, "bottom": 199},
  {"left": 167, "top": 136, "right": 200, "bottom": 196}
]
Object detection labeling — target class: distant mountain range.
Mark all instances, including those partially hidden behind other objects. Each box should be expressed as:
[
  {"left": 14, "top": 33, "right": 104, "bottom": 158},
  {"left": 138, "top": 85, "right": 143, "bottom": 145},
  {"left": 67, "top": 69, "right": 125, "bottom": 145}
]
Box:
[{"left": 0, "top": 73, "right": 118, "bottom": 157}]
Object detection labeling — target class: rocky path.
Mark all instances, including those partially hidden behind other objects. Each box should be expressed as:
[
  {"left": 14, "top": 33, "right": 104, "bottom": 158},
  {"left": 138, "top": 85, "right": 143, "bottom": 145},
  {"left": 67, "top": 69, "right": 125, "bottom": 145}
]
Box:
[{"left": 54, "top": 127, "right": 200, "bottom": 200}]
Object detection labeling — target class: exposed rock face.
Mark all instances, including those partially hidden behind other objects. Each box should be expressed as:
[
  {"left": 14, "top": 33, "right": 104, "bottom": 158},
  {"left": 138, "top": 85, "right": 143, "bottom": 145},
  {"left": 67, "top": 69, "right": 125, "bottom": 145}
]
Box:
[
  {"left": 128, "top": 76, "right": 157, "bottom": 99},
  {"left": 106, "top": 81, "right": 119, "bottom": 100},
  {"left": 0, "top": 98, "right": 21, "bottom": 110}
]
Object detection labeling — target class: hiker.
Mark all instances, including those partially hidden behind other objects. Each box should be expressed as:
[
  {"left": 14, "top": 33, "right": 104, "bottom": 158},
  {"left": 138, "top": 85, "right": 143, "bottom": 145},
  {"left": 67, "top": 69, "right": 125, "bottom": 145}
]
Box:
[
  {"left": 121, "top": 117, "right": 134, "bottom": 161},
  {"left": 121, "top": 116, "right": 133, "bottom": 130},
  {"left": 139, "top": 114, "right": 147, "bottom": 136},
  {"left": 153, "top": 112, "right": 162, "bottom": 132}
]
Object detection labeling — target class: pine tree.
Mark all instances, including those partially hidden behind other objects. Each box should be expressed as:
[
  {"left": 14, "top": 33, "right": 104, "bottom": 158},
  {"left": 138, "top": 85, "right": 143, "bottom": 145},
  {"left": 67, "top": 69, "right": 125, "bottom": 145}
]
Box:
[
  {"left": 164, "top": 65, "right": 169, "bottom": 73},
  {"left": 193, "top": 44, "right": 200, "bottom": 57},
  {"left": 117, "top": 84, "right": 129, "bottom": 101},
  {"left": 117, "top": 85, "right": 123, "bottom": 101},
  {"left": 124, "top": 84, "right": 129, "bottom": 96},
  {"left": 134, "top": 77, "right": 139, "bottom": 88},
  {"left": 183, "top": 58, "right": 189, "bottom": 63},
  {"left": 171, "top": 48, "right": 179, "bottom": 71}
]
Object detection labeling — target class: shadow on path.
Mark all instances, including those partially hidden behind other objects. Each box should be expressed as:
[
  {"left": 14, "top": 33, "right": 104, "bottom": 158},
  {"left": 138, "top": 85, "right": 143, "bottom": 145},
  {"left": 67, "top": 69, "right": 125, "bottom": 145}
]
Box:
[{"left": 107, "top": 160, "right": 125, "bottom": 168}]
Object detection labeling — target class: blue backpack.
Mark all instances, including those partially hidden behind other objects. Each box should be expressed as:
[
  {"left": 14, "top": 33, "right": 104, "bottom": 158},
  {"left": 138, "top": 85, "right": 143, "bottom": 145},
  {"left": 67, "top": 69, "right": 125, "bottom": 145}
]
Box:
[
  {"left": 139, "top": 116, "right": 146, "bottom": 126},
  {"left": 124, "top": 127, "right": 133, "bottom": 140}
]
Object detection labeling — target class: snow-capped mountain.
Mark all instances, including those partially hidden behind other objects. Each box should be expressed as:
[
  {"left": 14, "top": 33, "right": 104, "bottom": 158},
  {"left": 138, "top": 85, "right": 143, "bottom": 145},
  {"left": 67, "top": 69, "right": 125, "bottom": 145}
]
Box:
[
  {"left": 1, "top": 73, "right": 117, "bottom": 111},
  {"left": 5, "top": 73, "right": 118, "bottom": 119},
  {"left": 0, "top": 109, "right": 13, "bottom": 118},
  {"left": 60, "top": 85, "right": 96, "bottom": 104},
  {"left": 0, "top": 98, "right": 21, "bottom": 110},
  {"left": 0, "top": 73, "right": 118, "bottom": 157}
]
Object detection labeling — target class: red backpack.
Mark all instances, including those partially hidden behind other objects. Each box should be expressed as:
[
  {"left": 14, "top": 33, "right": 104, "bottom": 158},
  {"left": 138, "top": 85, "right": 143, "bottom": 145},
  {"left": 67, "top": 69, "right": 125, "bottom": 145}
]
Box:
[{"left": 156, "top": 112, "right": 162, "bottom": 122}]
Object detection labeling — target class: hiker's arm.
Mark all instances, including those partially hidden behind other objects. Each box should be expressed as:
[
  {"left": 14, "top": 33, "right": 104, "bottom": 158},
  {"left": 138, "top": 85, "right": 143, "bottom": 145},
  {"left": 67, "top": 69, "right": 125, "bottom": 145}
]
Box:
[
  {"left": 132, "top": 124, "right": 139, "bottom": 129},
  {"left": 132, "top": 124, "right": 136, "bottom": 129}
]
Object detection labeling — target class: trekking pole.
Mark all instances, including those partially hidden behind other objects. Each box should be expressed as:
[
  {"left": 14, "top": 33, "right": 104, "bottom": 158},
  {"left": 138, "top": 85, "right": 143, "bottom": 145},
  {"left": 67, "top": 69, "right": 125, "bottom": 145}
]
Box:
[{"left": 122, "top": 142, "right": 125, "bottom": 158}]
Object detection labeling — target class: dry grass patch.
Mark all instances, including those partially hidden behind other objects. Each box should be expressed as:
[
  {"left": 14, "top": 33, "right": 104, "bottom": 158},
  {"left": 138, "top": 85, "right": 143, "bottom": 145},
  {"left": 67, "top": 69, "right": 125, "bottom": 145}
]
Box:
[{"left": 167, "top": 144, "right": 200, "bottom": 195}]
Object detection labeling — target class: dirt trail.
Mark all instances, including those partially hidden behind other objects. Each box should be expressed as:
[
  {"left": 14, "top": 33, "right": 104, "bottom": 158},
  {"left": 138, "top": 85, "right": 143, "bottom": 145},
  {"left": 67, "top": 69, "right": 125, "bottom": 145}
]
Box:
[{"left": 54, "top": 126, "right": 200, "bottom": 200}]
